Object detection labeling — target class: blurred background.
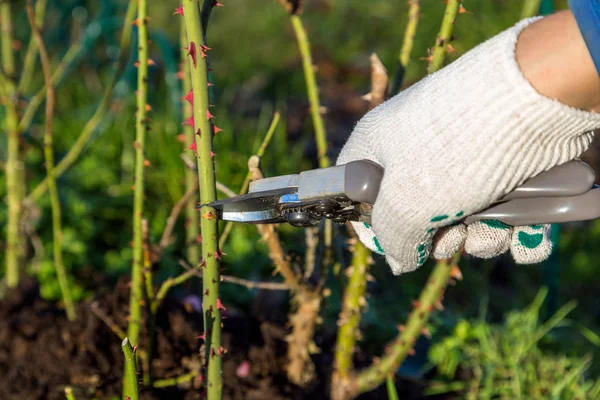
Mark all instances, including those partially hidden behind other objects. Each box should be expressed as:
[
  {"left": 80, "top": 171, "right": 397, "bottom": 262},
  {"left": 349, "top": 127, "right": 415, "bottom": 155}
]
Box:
[{"left": 2, "top": 0, "right": 600, "bottom": 399}]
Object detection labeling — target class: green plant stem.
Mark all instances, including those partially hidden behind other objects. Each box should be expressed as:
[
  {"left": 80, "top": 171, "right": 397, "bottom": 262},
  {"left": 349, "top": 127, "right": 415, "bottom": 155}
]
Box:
[
  {"left": 122, "top": 338, "right": 140, "bottom": 400},
  {"left": 182, "top": 1, "right": 222, "bottom": 397},
  {"left": 152, "top": 269, "right": 197, "bottom": 314},
  {"left": 126, "top": 0, "right": 149, "bottom": 349},
  {"left": 18, "top": 0, "right": 47, "bottom": 94},
  {"left": 180, "top": 22, "right": 200, "bottom": 269},
  {"left": 2, "top": 1, "right": 23, "bottom": 289},
  {"left": 218, "top": 112, "right": 280, "bottom": 249},
  {"left": 19, "top": 44, "right": 80, "bottom": 134},
  {"left": 152, "top": 370, "right": 199, "bottom": 388},
  {"left": 521, "top": 0, "right": 542, "bottom": 19},
  {"left": 25, "top": 1, "right": 137, "bottom": 203},
  {"left": 332, "top": 241, "right": 369, "bottom": 390},
  {"left": 64, "top": 387, "right": 76, "bottom": 400},
  {"left": 27, "top": 1, "right": 76, "bottom": 321},
  {"left": 290, "top": 15, "right": 329, "bottom": 169},
  {"left": 354, "top": 254, "right": 460, "bottom": 395},
  {"left": 391, "top": 0, "right": 421, "bottom": 94},
  {"left": 427, "top": 0, "right": 459, "bottom": 74}
]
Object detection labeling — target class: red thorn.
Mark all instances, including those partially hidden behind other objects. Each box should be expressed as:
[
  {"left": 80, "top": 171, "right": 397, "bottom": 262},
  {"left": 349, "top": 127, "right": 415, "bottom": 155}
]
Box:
[
  {"left": 132, "top": 345, "right": 138, "bottom": 353},
  {"left": 408, "top": 348, "right": 415, "bottom": 356},
  {"left": 132, "top": 18, "right": 141, "bottom": 26},
  {"left": 197, "top": 333, "right": 206, "bottom": 340},
  {"left": 195, "top": 128, "right": 201, "bottom": 136},
  {"left": 412, "top": 300, "right": 421, "bottom": 309},
  {"left": 200, "top": 48, "right": 207, "bottom": 59},
  {"left": 187, "top": 41, "right": 197, "bottom": 67},
  {"left": 206, "top": 109, "right": 214, "bottom": 120},
  {"left": 174, "top": 5, "right": 184, "bottom": 15},
  {"left": 201, "top": 45, "right": 213, "bottom": 52},
  {"left": 187, "top": 141, "right": 197, "bottom": 152},
  {"left": 210, "top": 348, "right": 216, "bottom": 358},
  {"left": 214, "top": 0, "right": 224, "bottom": 6},
  {"left": 196, "top": 234, "right": 202, "bottom": 243},
  {"left": 176, "top": 133, "right": 186, "bottom": 143},
  {"left": 181, "top": 89, "right": 194, "bottom": 106},
  {"left": 176, "top": 70, "right": 185, "bottom": 80},
  {"left": 216, "top": 298, "right": 226, "bottom": 311},
  {"left": 218, "top": 346, "right": 227, "bottom": 356},
  {"left": 183, "top": 115, "right": 195, "bottom": 130},
  {"left": 148, "top": 59, "right": 156, "bottom": 66},
  {"left": 212, "top": 125, "right": 223, "bottom": 135},
  {"left": 207, "top": 82, "right": 214, "bottom": 87},
  {"left": 210, "top": 150, "right": 216, "bottom": 158},
  {"left": 200, "top": 260, "right": 207, "bottom": 268},
  {"left": 450, "top": 265, "right": 463, "bottom": 280},
  {"left": 397, "top": 324, "right": 406, "bottom": 332},
  {"left": 204, "top": 289, "right": 210, "bottom": 296},
  {"left": 421, "top": 327, "right": 432, "bottom": 338}
]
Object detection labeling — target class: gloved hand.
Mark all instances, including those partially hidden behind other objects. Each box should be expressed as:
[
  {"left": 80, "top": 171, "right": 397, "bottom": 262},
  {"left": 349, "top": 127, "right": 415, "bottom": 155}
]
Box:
[{"left": 336, "top": 18, "right": 600, "bottom": 275}]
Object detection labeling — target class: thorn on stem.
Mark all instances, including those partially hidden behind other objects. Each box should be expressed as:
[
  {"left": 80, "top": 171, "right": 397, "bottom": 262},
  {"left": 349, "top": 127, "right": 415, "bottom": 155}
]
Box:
[{"left": 174, "top": 5, "right": 184, "bottom": 15}]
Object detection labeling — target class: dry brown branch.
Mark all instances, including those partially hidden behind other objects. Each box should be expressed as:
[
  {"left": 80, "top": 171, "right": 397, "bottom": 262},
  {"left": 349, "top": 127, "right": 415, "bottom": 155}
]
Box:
[
  {"left": 178, "top": 259, "right": 289, "bottom": 290},
  {"left": 362, "top": 53, "right": 389, "bottom": 106},
  {"left": 158, "top": 181, "right": 199, "bottom": 253},
  {"left": 89, "top": 301, "right": 126, "bottom": 339}
]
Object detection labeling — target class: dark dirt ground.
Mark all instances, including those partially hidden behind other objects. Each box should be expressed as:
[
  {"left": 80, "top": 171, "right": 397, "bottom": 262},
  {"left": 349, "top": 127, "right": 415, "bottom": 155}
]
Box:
[{"left": 0, "top": 276, "right": 446, "bottom": 400}]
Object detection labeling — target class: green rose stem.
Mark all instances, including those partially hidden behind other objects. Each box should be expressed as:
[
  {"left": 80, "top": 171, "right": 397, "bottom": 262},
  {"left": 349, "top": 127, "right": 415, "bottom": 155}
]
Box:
[
  {"left": 1, "top": 0, "right": 23, "bottom": 288},
  {"left": 122, "top": 338, "right": 140, "bottom": 400},
  {"left": 332, "top": 238, "right": 370, "bottom": 398},
  {"left": 26, "top": 0, "right": 76, "bottom": 321},
  {"left": 181, "top": 21, "right": 200, "bottom": 268},
  {"left": 126, "top": 0, "right": 149, "bottom": 353},
  {"left": 25, "top": 1, "right": 137, "bottom": 203},
  {"left": 180, "top": 1, "right": 223, "bottom": 397}
]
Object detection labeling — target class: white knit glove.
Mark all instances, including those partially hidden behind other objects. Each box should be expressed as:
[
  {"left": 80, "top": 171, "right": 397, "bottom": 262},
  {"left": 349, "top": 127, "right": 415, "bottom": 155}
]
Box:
[{"left": 336, "top": 17, "right": 600, "bottom": 275}]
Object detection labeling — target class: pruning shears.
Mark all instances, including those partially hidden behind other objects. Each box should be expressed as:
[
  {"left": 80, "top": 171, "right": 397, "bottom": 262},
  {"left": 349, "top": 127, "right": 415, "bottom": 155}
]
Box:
[{"left": 200, "top": 159, "right": 600, "bottom": 228}]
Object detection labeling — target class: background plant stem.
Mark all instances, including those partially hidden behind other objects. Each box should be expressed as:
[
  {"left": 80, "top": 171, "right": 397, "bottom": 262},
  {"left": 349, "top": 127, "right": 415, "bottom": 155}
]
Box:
[
  {"left": 333, "top": 240, "right": 368, "bottom": 387},
  {"left": 391, "top": 0, "right": 421, "bottom": 94},
  {"left": 2, "top": 1, "right": 23, "bottom": 289},
  {"left": 27, "top": 0, "right": 76, "bottom": 321},
  {"left": 181, "top": 1, "right": 222, "bottom": 397},
  {"left": 26, "top": 1, "right": 137, "bottom": 203},
  {"left": 427, "top": 0, "right": 459, "bottom": 74},
  {"left": 290, "top": 15, "right": 328, "bottom": 169},
  {"left": 521, "top": 0, "right": 542, "bottom": 19},
  {"left": 356, "top": 254, "right": 460, "bottom": 394},
  {"left": 219, "top": 112, "right": 280, "bottom": 249},
  {"left": 126, "top": 0, "right": 149, "bottom": 349},
  {"left": 19, "top": 0, "right": 48, "bottom": 94}
]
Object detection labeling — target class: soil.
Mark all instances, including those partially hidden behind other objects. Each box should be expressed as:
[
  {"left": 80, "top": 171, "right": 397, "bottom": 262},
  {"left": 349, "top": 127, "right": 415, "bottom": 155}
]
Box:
[{"left": 0, "top": 277, "right": 437, "bottom": 400}]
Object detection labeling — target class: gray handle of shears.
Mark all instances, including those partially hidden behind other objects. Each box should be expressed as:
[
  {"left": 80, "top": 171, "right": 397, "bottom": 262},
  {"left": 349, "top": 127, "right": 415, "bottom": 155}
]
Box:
[{"left": 344, "top": 159, "right": 600, "bottom": 226}]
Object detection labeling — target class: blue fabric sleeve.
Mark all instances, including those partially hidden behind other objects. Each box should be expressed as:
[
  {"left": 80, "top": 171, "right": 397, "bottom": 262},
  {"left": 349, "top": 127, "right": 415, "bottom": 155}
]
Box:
[{"left": 569, "top": 0, "right": 600, "bottom": 75}]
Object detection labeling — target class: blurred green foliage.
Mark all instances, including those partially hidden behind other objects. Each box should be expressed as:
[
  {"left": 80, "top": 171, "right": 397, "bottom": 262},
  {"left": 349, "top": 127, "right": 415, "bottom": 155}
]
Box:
[
  {"left": 428, "top": 288, "right": 600, "bottom": 399},
  {"left": 1, "top": 0, "right": 600, "bottom": 391}
]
